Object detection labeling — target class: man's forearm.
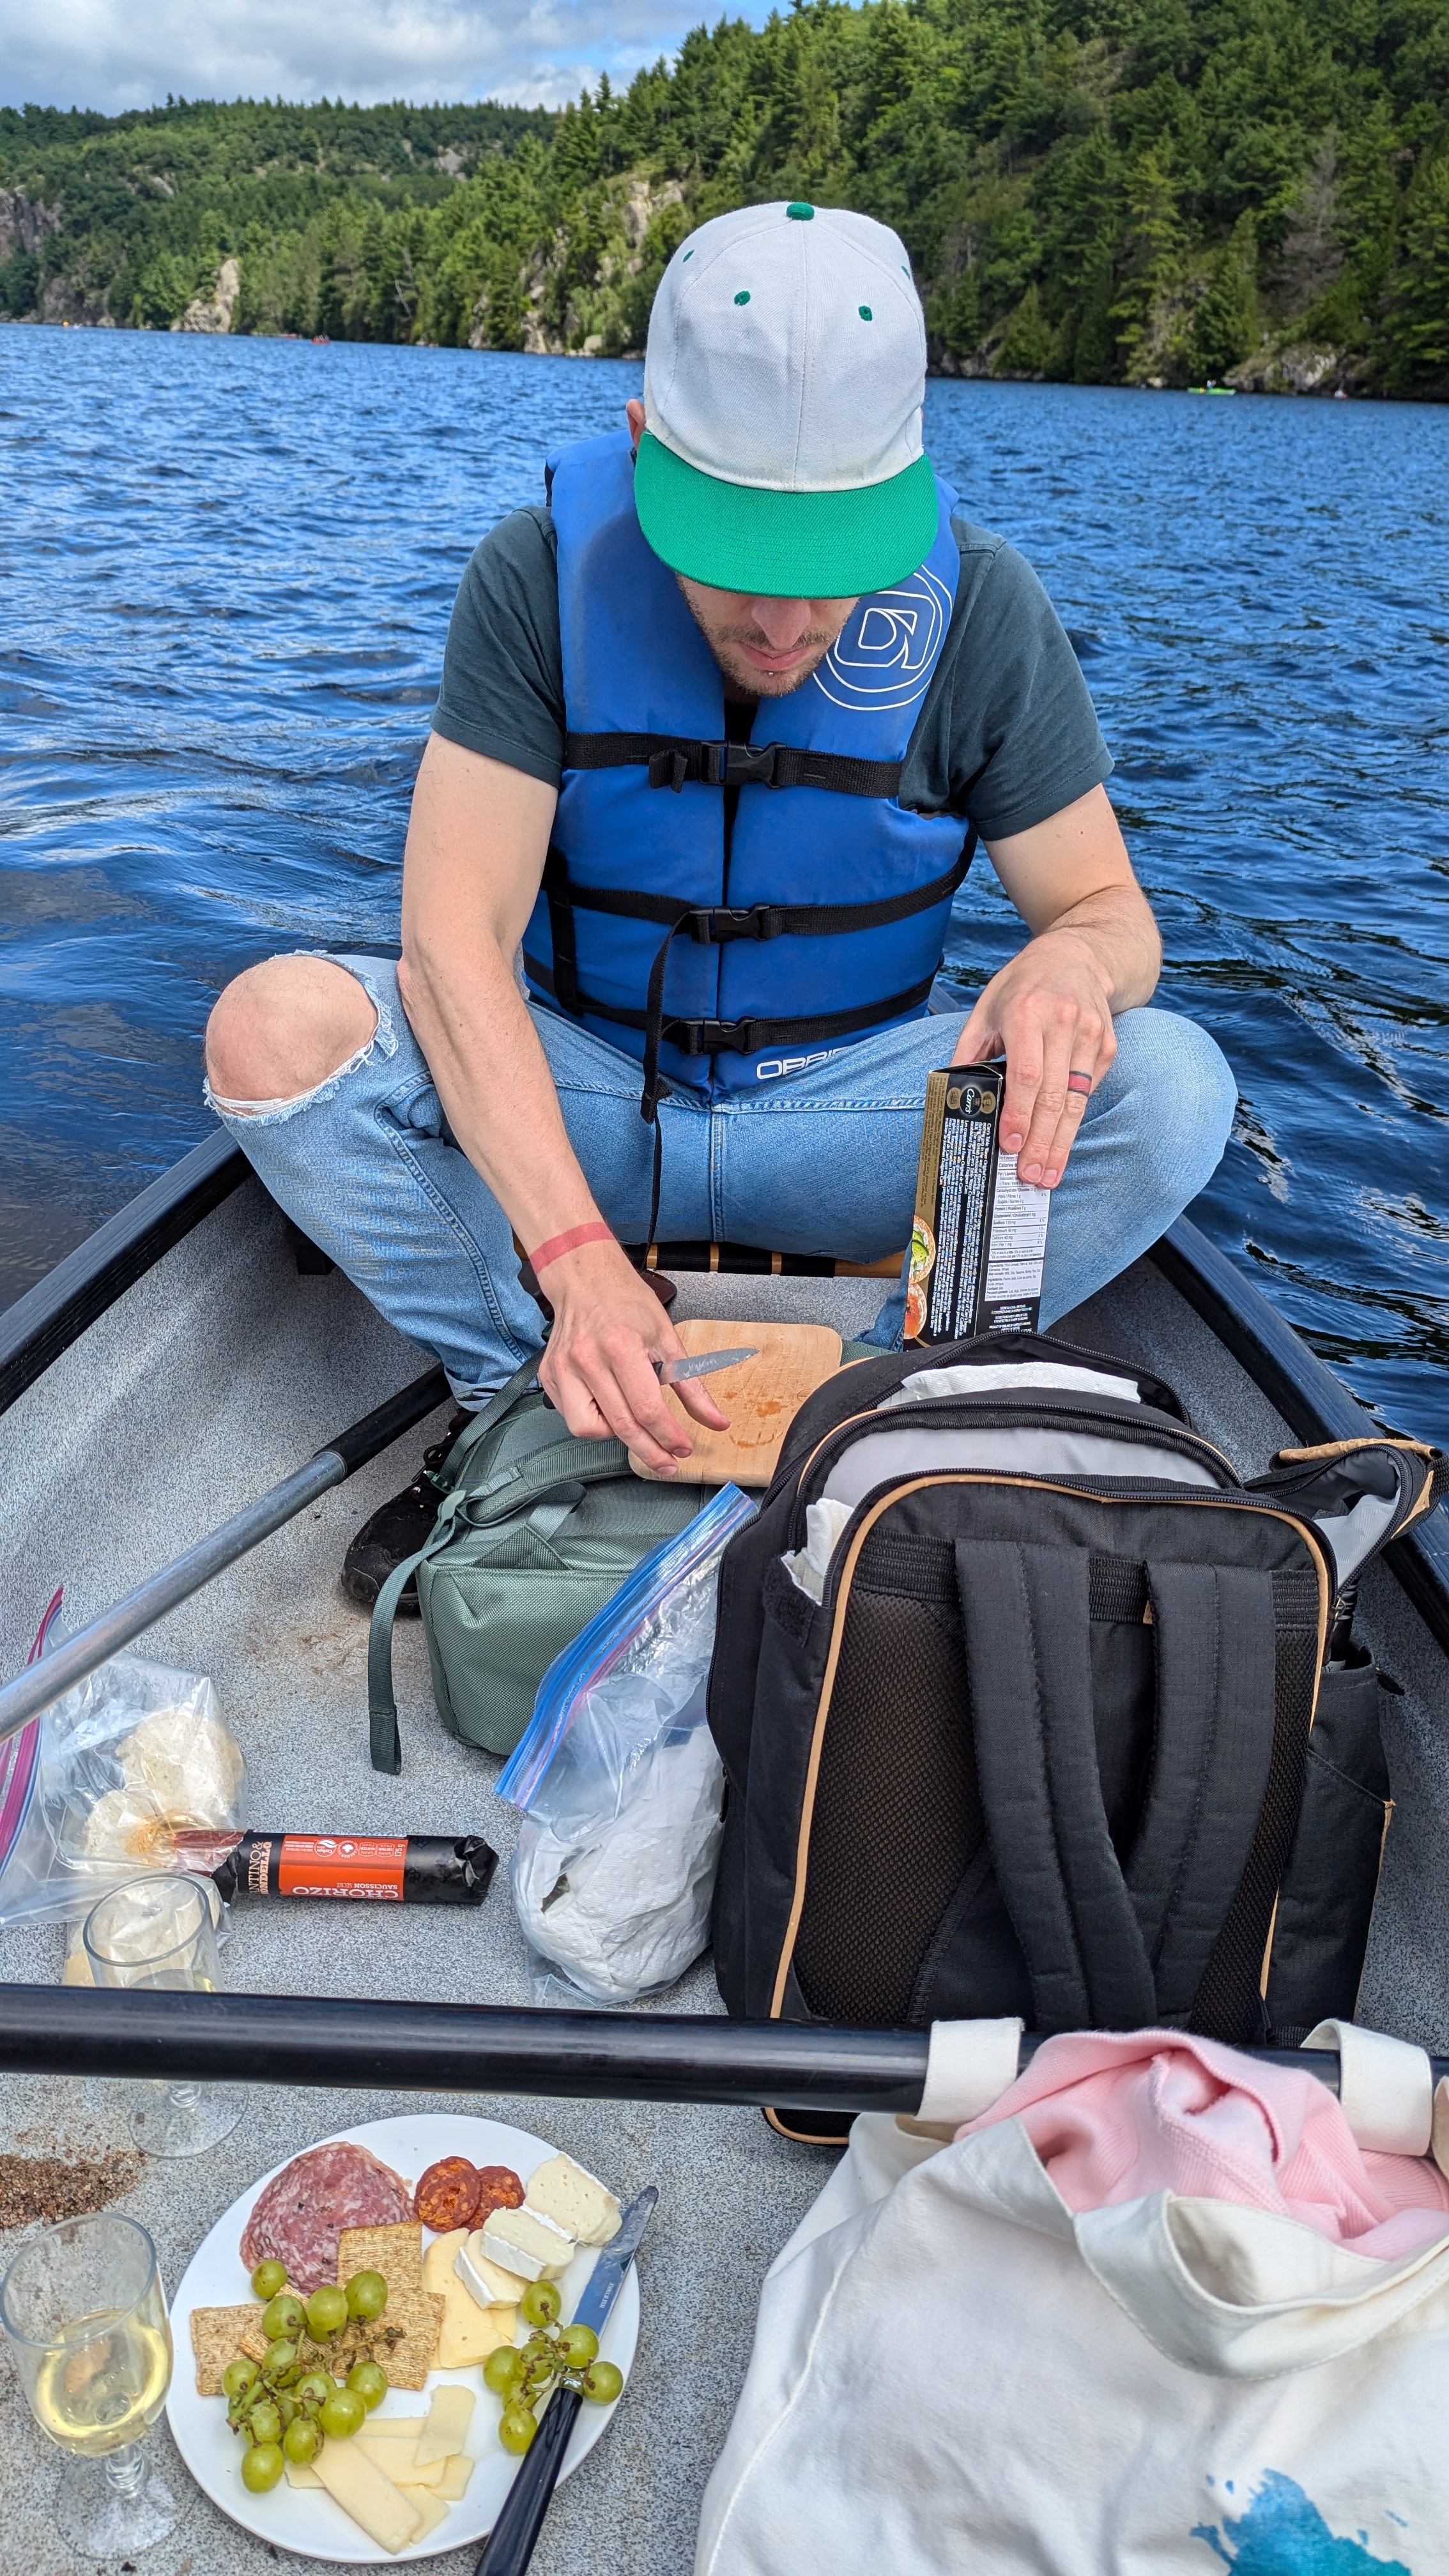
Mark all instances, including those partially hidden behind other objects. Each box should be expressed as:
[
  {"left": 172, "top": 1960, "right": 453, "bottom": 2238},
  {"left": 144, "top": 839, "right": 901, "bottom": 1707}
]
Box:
[
  {"left": 1031, "top": 882, "right": 1162, "bottom": 1014},
  {"left": 397, "top": 934, "right": 601, "bottom": 1256}
]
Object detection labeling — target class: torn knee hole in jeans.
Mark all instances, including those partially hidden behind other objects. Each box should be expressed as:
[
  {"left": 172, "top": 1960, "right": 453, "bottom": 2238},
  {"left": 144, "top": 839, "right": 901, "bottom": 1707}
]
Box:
[{"left": 206, "top": 1002, "right": 383, "bottom": 1124}]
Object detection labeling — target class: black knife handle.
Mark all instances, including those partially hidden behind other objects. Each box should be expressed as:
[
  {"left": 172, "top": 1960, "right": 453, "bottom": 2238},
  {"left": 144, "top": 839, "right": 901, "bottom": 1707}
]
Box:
[{"left": 474, "top": 2385, "right": 583, "bottom": 2576}]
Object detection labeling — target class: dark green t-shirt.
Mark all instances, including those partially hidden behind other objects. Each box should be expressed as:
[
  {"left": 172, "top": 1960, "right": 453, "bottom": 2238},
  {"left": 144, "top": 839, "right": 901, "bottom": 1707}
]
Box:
[{"left": 432, "top": 505, "right": 1112, "bottom": 840}]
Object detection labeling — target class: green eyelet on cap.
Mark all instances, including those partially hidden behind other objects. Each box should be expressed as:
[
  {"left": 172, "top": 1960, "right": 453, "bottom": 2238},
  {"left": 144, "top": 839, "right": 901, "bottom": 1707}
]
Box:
[
  {"left": 859, "top": 305, "right": 873, "bottom": 320},
  {"left": 785, "top": 202, "right": 814, "bottom": 220},
  {"left": 734, "top": 289, "right": 750, "bottom": 305}
]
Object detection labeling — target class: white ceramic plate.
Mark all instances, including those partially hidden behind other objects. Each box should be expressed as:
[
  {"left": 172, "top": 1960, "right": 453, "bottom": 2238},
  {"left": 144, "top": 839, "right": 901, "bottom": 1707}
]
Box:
[{"left": 165, "top": 2112, "right": 641, "bottom": 2564}]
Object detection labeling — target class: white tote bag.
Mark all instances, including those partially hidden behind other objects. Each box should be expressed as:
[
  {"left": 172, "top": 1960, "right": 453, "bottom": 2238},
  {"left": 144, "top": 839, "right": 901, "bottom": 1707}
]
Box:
[{"left": 697, "top": 2025, "right": 1449, "bottom": 2576}]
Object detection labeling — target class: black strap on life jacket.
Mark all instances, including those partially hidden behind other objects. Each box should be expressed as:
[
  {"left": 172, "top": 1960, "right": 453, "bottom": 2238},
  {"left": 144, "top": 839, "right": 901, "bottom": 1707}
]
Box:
[{"left": 564, "top": 730, "right": 906, "bottom": 799}]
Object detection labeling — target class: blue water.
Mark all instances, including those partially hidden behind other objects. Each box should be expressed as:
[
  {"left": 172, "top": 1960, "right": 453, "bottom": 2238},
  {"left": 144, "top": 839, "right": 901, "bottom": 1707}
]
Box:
[{"left": 2, "top": 327, "right": 1446, "bottom": 1438}]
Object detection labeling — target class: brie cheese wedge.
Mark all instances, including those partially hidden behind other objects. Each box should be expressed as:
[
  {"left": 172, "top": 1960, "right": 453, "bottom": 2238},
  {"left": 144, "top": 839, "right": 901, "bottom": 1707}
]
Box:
[{"left": 478, "top": 2202, "right": 576, "bottom": 2281}]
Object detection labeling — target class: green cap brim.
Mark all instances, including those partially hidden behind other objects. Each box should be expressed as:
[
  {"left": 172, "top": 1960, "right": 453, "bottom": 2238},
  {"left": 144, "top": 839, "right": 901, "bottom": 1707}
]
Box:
[{"left": 634, "top": 432, "right": 938, "bottom": 597}]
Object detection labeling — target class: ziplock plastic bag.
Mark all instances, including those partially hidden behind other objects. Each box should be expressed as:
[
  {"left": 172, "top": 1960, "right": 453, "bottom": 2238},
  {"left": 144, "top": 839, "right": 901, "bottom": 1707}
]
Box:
[
  {"left": 500, "top": 1484, "right": 754, "bottom": 2005},
  {"left": 0, "top": 1595, "right": 245, "bottom": 1931}
]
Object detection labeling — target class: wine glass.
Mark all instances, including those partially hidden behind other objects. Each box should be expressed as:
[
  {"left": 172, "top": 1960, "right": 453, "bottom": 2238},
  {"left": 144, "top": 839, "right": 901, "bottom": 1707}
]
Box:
[
  {"left": 1, "top": 2209, "right": 180, "bottom": 2555},
  {"left": 83, "top": 1871, "right": 243, "bottom": 2156}
]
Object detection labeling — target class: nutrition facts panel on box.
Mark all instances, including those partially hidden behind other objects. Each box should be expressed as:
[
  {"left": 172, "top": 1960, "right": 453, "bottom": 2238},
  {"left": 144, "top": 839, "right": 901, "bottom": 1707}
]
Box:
[{"left": 984, "top": 1153, "right": 1051, "bottom": 1305}]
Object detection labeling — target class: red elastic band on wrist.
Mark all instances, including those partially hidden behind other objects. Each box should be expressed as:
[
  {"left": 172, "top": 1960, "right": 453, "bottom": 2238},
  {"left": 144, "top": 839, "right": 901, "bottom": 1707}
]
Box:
[{"left": 528, "top": 1221, "right": 616, "bottom": 1276}]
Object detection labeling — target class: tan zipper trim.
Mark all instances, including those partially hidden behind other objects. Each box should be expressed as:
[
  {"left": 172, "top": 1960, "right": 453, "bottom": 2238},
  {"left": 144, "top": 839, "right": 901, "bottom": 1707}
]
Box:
[
  {"left": 763, "top": 2107, "right": 849, "bottom": 2145},
  {"left": 768, "top": 1476, "right": 1332, "bottom": 2028},
  {"left": 1276, "top": 1438, "right": 1438, "bottom": 1464}
]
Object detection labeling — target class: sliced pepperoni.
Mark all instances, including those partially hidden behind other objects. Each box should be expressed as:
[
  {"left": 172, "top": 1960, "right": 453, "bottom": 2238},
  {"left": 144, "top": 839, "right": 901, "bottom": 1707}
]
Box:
[
  {"left": 414, "top": 2156, "right": 482, "bottom": 2232},
  {"left": 473, "top": 2164, "right": 525, "bottom": 2215}
]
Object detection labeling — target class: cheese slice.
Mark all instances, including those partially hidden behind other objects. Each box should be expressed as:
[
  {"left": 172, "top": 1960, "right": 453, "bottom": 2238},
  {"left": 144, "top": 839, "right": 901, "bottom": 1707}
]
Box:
[
  {"left": 525, "top": 2152, "right": 622, "bottom": 2248},
  {"left": 286, "top": 2457, "right": 323, "bottom": 2489},
  {"left": 479, "top": 2204, "right": 575, "bottom": 2281},
  {"left": 311, "top": 2438, "right": 423, "bottom": 2554},
  {"left": 422, "top": 2226, "right": 470, "bottom": 2297},
  {"left": 415, "top": 2383, "right": 476, "bottom": 2467},
  {"left": 409, "top": 2488, "right": 451, "bottom": 2542},
  {"left": 355, "top": 2439, "right": 446, "bottom": 2488},
  {"left": 436, "top": 2269, "right": 516, "bottom": 2370},
  {"left": 436, "top": 2451, "right": 476, "bottom": 2502},
  {"left": 356, "top": 2416, "right": 428, "bottom": 2440},
  {"left": 457, "top": 2233, "right": 528, "bottom": 2306}
]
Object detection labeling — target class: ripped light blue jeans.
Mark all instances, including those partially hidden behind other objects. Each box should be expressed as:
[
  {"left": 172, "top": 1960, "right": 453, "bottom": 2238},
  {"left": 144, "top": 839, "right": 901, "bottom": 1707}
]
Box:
[{"left": 206, "top": 956, "right": 1238, "bottom": 1406}]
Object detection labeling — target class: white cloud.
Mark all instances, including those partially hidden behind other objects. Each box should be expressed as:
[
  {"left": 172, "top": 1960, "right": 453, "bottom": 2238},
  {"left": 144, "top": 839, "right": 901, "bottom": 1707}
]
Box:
[{"left": 0, "top": 0, "right": 717, "bottom": 116}]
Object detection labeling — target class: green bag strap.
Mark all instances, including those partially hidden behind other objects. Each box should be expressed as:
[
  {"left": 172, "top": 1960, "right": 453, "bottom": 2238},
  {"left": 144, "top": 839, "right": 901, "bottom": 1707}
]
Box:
[{"left": 367, "top": 1351, "right": 541, "bottom": 1776}]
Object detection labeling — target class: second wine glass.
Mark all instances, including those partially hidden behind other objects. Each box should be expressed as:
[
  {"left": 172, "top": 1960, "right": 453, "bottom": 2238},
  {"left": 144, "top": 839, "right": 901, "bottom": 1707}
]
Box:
[{"left": 83, "top": 1871, "right": 243, "bottom": 2156}]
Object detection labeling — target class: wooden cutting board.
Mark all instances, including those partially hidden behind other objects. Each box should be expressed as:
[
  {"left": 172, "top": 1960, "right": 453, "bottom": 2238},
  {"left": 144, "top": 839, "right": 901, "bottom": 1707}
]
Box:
[{"left": 630, "top": 1319, "right": 843, "bottom": 1486}]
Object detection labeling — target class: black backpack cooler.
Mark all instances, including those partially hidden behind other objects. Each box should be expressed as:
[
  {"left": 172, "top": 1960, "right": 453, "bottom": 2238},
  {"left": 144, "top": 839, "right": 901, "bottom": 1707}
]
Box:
[{"left": 706, "top": 1334, "right": 1444, "bottom": 2142}]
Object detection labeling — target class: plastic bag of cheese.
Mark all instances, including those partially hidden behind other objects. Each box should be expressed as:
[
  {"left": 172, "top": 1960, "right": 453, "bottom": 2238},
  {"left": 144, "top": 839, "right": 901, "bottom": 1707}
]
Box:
[
  {"left": 0, "top": 1598, "right": 244, "bottom": 1933},
  {"left": 500, "top": 1485, "right": 754, "bottom": 2005}
]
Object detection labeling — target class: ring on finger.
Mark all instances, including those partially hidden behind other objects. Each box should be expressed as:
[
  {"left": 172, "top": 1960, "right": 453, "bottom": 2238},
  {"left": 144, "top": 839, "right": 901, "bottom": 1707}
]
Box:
[{"left": 1066, "top": 1070, "right": 1093, "bottom": 1098}]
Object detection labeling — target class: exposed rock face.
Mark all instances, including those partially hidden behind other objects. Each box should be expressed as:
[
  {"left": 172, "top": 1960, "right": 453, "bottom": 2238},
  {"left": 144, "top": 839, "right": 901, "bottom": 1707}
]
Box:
[
  {"left": 1228, "top": 339, "right": 1349, "bottom": 394},
  {"left": 173, "top": 256, "right": 241, "bottom": 335},
  {"left": 0, "top": 187, "right": 59, "bottom": 260}
]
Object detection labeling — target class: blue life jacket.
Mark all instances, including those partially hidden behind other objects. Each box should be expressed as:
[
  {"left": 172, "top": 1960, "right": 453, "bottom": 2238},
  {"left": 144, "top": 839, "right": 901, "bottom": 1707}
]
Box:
[{"left": 523, "top": 432, "right": 974, "bottom": 1145}]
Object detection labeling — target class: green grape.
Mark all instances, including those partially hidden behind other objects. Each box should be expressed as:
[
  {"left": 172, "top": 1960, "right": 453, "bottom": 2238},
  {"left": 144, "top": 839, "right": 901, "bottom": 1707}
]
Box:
[
  {"left": 498, "top": 2404, "right": 537, "bottom": 2457},
  {"left": 294, "top": 2371, "right": 332, "bottom": 2411},
  {"left": 305, "top": 2284, "right": 349, "bottom": 2342},
  {"left": 347, "top": 2360, "right": 389, "bottom": 2412},
  {"left": 483, "top": 2346, "right": 523, "bottom": 2398},
  {"left": 344, "top": 2269, "right": 388, "bottom": 2322},
  {"left": 274, "top": 2392, "right": 297, "bottom": 2430},
  {"left": 581, "top": 2359, "right": 624, "bottom": 2406},
  {"left": 250, "top": 2259, "right": 289, "bottom": 2301},
  {"left": 248, "top": 2400, "right": 282, "bottom": 2447},
  {"left": 261, "top": 2292, "right": 306, "bottom": 2343},
  {"left": 261, "top": 2340, "right": 300, "bottom": 2385},
  {"left": 283, "top": 2416, "right": 321, "bottom": 2465},
  {"left": 222, "top": 2357, "right": 259, "bottom": 2404},
  {"left": 241, "top": 2441, "right": 285, "bottom": 2493},
  {"left": 557, "top": 2324, "right": 599, "bottom": 2369},
  {"left": 319, "top": 2387, "right": 367, "bottom": 2441},
  {"left": 519, "top": 2279, "right": 562, "bottom": 2329}
]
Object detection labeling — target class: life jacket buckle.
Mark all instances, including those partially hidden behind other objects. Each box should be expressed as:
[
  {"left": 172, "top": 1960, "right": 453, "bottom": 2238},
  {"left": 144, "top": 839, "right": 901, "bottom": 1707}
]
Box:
[{"left": 686, "top": 905, "right": 785, "bottom": 946}]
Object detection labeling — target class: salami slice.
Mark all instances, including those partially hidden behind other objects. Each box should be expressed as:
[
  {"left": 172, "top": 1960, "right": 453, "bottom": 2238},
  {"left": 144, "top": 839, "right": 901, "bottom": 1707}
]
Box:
[
  {"left": 413, "top": 2156, "right": 482, "bottom": 2232},
  {"left": 474, "top": 2164, "right": 525, "bottom": 2215},
  {"left": 240, "top": 2141, "right": 413, "bottom": 2294}
]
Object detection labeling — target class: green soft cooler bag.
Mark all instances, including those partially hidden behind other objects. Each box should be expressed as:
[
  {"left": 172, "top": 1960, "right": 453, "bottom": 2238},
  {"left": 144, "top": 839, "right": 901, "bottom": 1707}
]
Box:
[{"left": 367, "top": 1356, "right": 710, "bottom": 1770}]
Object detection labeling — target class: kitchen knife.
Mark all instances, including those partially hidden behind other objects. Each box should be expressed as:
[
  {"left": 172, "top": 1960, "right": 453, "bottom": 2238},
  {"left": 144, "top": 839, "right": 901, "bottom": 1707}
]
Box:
[
  {"left": 657, "top": 1346, "right": 758, "bottom": 1384},
  {"left": 473, "top": 2186, "right": 658, "bottom": 2576}
]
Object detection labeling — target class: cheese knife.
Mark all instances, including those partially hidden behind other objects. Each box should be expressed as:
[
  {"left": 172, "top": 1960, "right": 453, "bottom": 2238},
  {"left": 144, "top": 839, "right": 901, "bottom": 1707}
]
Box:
[
  {"left": 656, "top": 1346, "right": 758, "bottom": 1384},
  {"left": 473, "top": 2186, "right": 658, "bottom": 2576}
]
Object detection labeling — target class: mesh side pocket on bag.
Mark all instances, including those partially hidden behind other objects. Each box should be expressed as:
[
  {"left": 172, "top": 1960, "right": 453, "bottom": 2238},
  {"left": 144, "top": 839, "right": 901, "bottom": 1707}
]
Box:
[{"left": 793, "top": 1586, "right": 983, "bottom": 2027}]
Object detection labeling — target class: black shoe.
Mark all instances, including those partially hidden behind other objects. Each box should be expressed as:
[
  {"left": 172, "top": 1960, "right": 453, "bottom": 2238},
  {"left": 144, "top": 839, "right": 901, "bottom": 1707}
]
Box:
[{"left": 341, "top": 1413, "right": 470, "bottom": 1613}]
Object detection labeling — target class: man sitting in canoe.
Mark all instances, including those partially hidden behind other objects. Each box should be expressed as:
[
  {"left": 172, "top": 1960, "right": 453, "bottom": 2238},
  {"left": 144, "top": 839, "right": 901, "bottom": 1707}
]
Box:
[{"left": 204, "top": 199, "right": 1236, "bottom": 1601}]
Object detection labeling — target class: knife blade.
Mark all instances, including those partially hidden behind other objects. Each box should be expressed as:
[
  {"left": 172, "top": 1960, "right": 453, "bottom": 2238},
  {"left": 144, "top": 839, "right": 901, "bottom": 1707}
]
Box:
[
  {"left": 657, "top": 1346, "right": 758, "bottom": 1384},
  {"left": 473, "top": 2186, "right": 657, "bottom": 2576}
]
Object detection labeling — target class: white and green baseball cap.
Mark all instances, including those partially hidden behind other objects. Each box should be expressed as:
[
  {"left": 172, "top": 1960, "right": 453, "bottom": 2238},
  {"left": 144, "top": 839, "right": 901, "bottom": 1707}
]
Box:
[{"left": 636, "top": 199, "right": 935, "bottom": 599}]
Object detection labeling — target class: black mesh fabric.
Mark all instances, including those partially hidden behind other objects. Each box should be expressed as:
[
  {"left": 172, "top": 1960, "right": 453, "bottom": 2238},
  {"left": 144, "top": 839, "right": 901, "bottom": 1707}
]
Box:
[
  {"left": 1189, "top": 1619, "right": 1319, "bottom": 2041},
  {"left": 793, "top": 1588, "right": 984, "bottom": 2026}
]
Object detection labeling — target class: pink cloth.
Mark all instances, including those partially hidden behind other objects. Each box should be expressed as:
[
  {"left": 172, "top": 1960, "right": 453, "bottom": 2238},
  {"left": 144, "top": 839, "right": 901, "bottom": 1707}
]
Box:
[{"left": 960, "top": 2030, "right": 1449, "bottom": 2261}]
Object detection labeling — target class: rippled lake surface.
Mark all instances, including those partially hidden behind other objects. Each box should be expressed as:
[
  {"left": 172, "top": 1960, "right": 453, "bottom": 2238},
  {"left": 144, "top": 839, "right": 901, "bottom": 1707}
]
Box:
[{"left": 2, "top": 327, "right": 1446, "bottom": 1437}]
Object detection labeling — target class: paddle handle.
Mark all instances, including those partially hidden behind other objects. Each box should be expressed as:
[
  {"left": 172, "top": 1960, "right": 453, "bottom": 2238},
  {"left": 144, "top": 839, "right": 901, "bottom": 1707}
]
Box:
[{"left": 474, "top": 2385, "right": 581, "bottom": 2576}]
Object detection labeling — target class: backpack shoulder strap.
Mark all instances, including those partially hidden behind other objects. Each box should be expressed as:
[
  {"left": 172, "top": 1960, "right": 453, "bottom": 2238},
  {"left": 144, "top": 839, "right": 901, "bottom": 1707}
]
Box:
[
  {"left": 955, "top": 1538, "right": 1158, "bottom": 2030},
  {"left": 366, "top": 1352, "right": 540, "bottom": 1775}
]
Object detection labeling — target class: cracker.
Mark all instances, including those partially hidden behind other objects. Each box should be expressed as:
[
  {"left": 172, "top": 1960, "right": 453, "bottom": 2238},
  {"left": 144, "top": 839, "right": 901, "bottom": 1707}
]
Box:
[
  {"left": 330, "top": 2281, "right": 444, "bottom": 2393},
  {"left": 190, "top": 2304, "right": 267, "bottom": 2397},
  {"left": 337, "top": 2221, "right": 424, "bottom": 2286}
]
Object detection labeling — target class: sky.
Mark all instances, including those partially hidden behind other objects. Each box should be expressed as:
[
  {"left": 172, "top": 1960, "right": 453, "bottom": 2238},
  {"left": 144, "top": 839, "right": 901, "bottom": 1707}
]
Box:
[{"left": 0, "top": 0, "right": 736, "bottom": 116}]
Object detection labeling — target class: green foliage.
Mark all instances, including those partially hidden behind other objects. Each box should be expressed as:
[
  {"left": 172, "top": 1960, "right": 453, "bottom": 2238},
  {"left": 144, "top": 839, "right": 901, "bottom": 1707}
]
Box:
[{"left": 0, "top": 0, "right": 1445, "bottom": 395}]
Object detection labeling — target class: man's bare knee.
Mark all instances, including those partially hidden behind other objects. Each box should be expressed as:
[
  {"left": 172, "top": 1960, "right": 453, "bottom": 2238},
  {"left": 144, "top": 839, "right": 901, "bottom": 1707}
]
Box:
[{"left": 205, "top": 957, "right": 377, "bottom": 1107}]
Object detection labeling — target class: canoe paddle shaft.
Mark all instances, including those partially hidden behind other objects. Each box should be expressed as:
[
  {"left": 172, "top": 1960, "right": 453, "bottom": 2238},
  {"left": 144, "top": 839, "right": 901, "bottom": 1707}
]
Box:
[
  {"left": 0, "top": 1986, "right": 1438, "bottom": 2109},
  {"left": 0, "top": 1363, "right": 448, "bottom": 1748}
]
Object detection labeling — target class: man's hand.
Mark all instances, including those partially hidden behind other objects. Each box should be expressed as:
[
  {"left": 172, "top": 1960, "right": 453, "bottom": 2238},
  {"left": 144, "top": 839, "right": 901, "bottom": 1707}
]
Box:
[
  {"left": 539, "top": 1240, "right": 729, "bottom": 1476},
  {"left": 954, "top": 785, "right": 1162, "bottom": 1186},
  {"left": 954, "top": 928, "right": 1117, "bottom": 1186}
]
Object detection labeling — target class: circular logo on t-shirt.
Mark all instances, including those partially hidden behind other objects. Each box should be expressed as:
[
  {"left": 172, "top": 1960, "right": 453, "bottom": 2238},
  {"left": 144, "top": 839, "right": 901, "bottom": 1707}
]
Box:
[{"left": 813, "top": 564, "right": 952, "bottom": 715}]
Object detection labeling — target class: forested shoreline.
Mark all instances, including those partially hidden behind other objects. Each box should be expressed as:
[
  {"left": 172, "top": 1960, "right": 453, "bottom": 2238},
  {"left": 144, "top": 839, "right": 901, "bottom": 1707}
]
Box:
[{"left": 2, "top": 0, "right": 1446, "bottom": 397}]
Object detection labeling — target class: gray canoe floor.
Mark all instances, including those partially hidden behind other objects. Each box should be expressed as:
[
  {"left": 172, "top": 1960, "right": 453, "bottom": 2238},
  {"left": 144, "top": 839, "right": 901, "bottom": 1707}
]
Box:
[{"left": 1, "top": 1177, "right": 1445, "bottom": 2576}]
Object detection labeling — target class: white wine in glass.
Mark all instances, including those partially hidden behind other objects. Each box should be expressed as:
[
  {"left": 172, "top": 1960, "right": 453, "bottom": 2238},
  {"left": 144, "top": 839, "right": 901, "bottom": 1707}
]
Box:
[
  {"left": 1, "top": 2210, "right": 179, "bottom": 2556},
  {"left": 83, "top": 1869, "right": 241, "bottom": 2155}
]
